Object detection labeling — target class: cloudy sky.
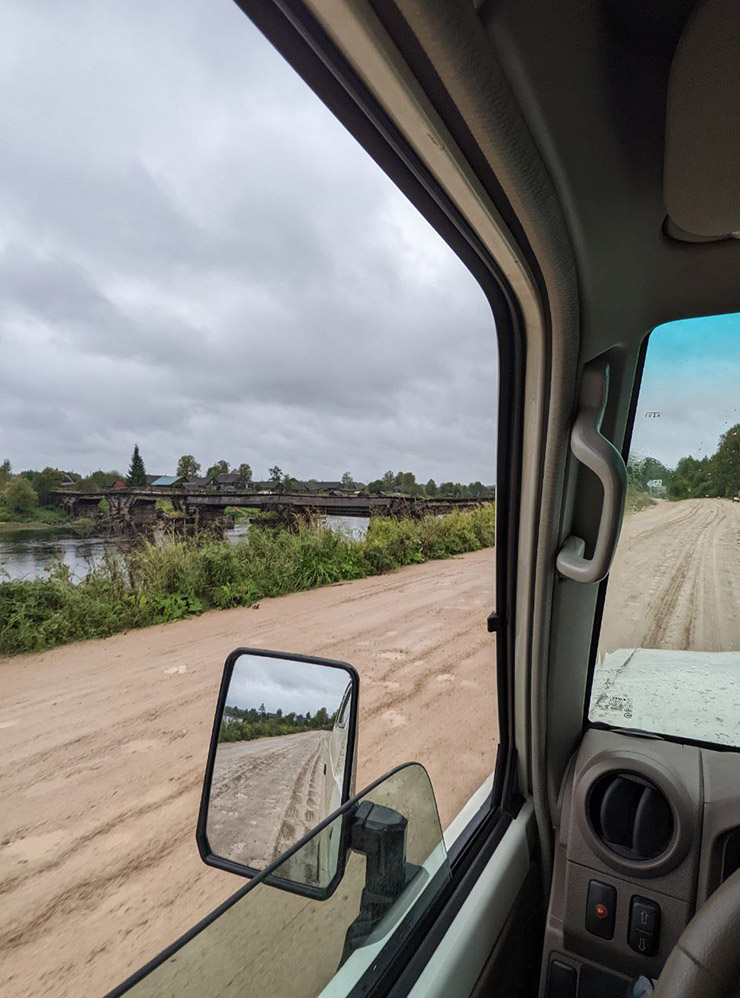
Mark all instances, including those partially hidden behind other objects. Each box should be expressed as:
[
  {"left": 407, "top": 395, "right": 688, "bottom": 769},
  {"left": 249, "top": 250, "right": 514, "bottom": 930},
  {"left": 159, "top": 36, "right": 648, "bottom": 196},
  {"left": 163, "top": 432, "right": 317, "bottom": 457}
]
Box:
[
  {"left": 0, "top": 0, "right": 498, "bottom": 485},
  {"left": 227, "top": 653, "right": 352, "bottom": 716}
]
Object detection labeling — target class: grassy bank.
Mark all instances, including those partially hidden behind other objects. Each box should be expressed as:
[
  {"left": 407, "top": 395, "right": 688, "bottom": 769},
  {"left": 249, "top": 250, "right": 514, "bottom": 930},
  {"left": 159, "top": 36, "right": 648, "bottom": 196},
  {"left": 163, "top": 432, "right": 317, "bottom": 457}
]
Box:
[
  {"left": 0, "top": 505, "right": 494, "bottom": 657},
  {"left": 625, "top": 485, "right": 657, "bottom": 515},
  {"left": 0, "top": 507, "right": 72, "bottom": 530}
]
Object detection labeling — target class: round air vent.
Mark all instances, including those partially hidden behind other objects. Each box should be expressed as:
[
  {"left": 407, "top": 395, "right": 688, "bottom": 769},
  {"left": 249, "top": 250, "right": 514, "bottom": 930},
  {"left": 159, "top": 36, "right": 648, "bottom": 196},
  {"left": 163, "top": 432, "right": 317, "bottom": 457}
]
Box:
[{"left": 588, "top": 772, "right": 674, "bottom": 861}]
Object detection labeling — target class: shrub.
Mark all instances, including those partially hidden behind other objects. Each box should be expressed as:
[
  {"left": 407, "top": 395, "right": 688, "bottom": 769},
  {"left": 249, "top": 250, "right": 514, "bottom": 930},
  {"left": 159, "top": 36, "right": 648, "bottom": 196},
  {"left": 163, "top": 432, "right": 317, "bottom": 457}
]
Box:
[
  {"left": 0, "top": 504, "right": 495, "bottom": 656},
  {"left": 3, "top": 478, "right": 38, "bottom": 517}
]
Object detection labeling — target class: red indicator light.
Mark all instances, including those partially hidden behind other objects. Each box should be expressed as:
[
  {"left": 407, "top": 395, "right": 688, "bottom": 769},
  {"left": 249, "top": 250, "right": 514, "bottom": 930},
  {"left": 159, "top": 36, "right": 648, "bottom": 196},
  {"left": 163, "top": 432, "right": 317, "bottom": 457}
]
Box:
[{"left": 595, "top": 903, "right": 609, "bottom": 920}]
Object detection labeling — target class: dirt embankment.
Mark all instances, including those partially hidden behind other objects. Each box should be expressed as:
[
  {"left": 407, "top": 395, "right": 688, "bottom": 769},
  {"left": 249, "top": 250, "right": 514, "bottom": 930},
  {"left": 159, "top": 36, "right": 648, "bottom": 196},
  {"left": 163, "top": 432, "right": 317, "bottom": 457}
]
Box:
[
  {"left": 0, "top": 548, "right": 497, "bottom": 998},
  {"left": 600, "top": 497, "right": 740, "bottom": 654}
]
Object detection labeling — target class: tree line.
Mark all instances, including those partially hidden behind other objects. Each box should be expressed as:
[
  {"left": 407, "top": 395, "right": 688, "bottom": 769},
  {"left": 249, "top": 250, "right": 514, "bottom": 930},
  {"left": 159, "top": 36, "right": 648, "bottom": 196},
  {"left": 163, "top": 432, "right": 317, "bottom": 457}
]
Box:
[
  {"left": 629, "top": 423, "right": 740, "bottom": 501},
  {"left": 218, "top": 702, "right": 338, "bottom": 743},
  {"left": 1, "top": 444, "right": 495, "bottom": 520}
]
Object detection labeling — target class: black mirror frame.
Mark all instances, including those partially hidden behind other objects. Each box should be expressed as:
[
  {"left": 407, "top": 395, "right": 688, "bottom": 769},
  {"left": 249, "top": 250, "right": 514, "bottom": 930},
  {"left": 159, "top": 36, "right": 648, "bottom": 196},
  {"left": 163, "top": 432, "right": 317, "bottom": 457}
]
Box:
[{"left": 196, "top": 646, "right": 360, "bottom": 900}]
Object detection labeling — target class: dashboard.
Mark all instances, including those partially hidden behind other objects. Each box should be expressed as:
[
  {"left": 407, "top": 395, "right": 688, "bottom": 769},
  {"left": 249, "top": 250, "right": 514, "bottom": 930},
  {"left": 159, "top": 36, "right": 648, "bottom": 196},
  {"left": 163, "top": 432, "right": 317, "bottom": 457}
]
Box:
[{"left": 539, "top": 728, "right": 740, "bottom": 997}]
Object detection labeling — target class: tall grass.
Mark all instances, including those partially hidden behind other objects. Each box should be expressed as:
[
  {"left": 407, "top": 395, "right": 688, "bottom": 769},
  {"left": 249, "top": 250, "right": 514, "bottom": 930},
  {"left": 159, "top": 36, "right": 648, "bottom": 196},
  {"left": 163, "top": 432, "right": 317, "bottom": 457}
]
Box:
[{"left": 0, "top": 504, "right": 494, "bottom": 657}]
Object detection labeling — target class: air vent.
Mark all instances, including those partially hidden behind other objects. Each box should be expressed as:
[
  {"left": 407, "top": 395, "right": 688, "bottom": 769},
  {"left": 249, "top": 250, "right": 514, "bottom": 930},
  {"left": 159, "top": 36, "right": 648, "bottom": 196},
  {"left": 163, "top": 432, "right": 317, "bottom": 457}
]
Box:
[{"left": 588, "top": 773, "right": 674, "bottom": 861}]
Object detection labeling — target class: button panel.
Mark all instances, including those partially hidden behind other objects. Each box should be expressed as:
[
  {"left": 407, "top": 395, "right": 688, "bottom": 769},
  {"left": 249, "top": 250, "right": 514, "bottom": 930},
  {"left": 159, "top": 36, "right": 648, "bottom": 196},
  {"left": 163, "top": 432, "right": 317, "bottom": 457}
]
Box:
[
  {"left": 585, "top": 880, "right": 616, "bottom": 939},
  {"left": 628, "top": 896, "right": 661, "bottom": 956}
]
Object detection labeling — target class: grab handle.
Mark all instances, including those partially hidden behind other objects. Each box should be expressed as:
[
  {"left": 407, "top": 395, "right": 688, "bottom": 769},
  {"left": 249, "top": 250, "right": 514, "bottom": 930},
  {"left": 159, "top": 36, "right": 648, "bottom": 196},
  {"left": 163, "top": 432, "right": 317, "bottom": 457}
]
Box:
[{"left": 556, "top": 358, "right": 627, "bottom": 584}]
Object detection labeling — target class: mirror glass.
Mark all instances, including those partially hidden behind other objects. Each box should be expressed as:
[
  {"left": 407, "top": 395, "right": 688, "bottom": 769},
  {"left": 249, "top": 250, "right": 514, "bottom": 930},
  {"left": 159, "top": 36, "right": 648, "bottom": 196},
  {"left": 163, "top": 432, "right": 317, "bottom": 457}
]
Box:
[{"left": 205, "top": 652, "right": 355, "bottom": 881}]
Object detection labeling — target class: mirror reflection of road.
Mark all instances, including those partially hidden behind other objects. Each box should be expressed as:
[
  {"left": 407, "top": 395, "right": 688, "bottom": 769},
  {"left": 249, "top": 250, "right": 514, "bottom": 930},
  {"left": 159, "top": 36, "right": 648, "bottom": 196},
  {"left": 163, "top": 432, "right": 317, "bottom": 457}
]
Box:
[{"left": 209, "top": 730, "right": 331, "bottom": 869}]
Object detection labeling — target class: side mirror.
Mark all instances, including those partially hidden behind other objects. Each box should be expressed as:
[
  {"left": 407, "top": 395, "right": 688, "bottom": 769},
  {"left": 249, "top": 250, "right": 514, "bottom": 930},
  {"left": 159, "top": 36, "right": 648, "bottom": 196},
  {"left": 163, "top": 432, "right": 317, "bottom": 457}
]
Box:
[{"left": 196, "top": 648, "right": 359, "bottom": 898}]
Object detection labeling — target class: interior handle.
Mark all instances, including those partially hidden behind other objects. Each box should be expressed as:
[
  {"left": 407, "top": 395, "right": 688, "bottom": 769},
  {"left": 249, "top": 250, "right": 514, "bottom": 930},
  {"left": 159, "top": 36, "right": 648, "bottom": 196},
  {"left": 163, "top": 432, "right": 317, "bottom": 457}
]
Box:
[{"left": 556, "top": 358, "right": 627, "bottom": 584}]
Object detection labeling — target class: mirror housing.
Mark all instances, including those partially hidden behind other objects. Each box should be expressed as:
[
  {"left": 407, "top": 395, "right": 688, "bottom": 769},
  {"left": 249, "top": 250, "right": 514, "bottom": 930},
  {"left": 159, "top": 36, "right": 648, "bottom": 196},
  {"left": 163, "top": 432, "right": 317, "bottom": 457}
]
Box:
[{"left": 196, "top": 648, "right": 359, "bottom": 899}]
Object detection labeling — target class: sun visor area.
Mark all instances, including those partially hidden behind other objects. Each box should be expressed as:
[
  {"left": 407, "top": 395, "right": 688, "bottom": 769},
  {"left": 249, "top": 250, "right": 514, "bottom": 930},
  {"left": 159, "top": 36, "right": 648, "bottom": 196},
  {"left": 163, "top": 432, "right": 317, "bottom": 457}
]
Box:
[{"left": 664, "top": 0, "right": 740, "bottom": 239}]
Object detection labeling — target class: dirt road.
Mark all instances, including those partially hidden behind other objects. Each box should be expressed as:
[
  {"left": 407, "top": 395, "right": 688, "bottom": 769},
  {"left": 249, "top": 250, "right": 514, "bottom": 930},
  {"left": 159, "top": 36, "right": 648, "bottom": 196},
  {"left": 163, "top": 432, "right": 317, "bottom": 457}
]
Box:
[
  {"left": 208, "top": 731, "right": 331, "bottom": 869},
  {"left": 0, "top": 549, "right": 497, "bottom": 998},
  {"left": 600, "top": 498, "right": 740, "bottom": 653}
]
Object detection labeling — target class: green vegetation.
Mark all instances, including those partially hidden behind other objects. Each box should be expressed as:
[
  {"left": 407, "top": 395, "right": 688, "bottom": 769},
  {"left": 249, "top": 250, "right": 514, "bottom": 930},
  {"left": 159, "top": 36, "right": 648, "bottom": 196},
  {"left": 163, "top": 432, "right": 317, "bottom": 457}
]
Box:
[
  {"left": 218, "top": 704, "right": 336, "bottom": 743},
  {"left": 0, "top": 471, "right": 73, "bottom": 529},
  {"left": 155, "top": 499, "right": 186, "bottom": 519},
  {"left": 3, "top": 477, "right": 38, "bottom": 516},
  {"left": 0, "top": 504, "right": 494, "bottom": 657},
  {"left": 176, "top": 455, "right": 201, "bottom": 479},
  {"left": 624, "top": 424, "right": 740, "bottom": 509},
  {"left": 127, "top": 444, "right": 147, "bottom": 487},
  {"left": 207, "top": 459, "right": 230, "bottom": 478},
  {"left": 623, "top": 455, "right": 660, "bottom": 513},
  {"left": 668, "top": 425, "right": 740, "bottom": 499},
  {"left": 363, "top": 470, "right": 491, "bottom": 498},
  {"left": 78, "top": 469, "right": 122, "bottom": 489}
]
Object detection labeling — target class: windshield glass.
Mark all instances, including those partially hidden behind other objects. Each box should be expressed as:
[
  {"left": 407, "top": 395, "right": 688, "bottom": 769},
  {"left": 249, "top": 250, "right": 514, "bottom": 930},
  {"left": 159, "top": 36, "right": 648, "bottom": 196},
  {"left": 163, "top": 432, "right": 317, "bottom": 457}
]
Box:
[{"left": 591, "top": 312, "right": 740, "bottom": 746}]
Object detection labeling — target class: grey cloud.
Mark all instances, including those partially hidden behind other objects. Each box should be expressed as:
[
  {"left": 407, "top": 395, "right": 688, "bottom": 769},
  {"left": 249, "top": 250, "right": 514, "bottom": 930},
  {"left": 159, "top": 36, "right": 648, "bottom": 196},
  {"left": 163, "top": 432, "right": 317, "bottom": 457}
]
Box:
[{"left": 0, "top": 0, "right": 498, "bottom": 483}]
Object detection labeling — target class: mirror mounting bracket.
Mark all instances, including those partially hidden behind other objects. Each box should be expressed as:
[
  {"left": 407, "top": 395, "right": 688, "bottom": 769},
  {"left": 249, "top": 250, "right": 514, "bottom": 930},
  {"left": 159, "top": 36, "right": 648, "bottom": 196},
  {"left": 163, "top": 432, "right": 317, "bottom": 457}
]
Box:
[{"left": 341, "top": 800, "right": 420, "bottom": 960}]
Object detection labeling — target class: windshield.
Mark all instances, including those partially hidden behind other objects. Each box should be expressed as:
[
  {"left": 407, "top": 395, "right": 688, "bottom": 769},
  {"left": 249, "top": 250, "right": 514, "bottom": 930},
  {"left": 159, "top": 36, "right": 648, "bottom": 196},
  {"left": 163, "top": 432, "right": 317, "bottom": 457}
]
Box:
[{"left": 590, "top": 312, "right": 740, "bottom": 747}]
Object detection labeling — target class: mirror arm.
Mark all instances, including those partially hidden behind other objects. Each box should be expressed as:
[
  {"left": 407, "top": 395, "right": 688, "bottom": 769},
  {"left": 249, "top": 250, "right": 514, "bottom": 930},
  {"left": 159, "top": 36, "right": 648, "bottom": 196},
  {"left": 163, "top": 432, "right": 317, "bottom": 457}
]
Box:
[{"left": 341, "top": 800, "right": 420, "bottom": 961}]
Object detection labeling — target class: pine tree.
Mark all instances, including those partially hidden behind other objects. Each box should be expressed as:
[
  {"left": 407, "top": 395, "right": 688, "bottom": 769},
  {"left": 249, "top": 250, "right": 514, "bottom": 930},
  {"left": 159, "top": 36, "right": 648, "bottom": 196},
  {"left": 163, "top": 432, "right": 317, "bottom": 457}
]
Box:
[{"left": 127, "top": 444, "right": 147, "bottom": 487}]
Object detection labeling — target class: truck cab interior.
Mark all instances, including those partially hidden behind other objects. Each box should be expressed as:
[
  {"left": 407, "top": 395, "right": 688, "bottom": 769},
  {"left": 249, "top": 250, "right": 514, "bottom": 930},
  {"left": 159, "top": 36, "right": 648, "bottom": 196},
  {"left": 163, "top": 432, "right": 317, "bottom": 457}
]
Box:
[{"left": 108, "top": 2, "right": 740, "bottom": 997}]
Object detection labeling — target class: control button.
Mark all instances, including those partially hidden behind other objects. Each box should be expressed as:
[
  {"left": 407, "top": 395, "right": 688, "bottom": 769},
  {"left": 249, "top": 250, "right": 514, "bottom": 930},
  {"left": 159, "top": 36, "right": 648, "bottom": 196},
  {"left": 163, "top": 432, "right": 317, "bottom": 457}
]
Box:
[
  {"left": 629, "top": 896, "right": 660, "bottom": 956},
  {"left": 586, "top": 880, "right": 616, "bottom": 939},
  {"left": 546, "top": 959, "right": 577, "bottom": 998}
]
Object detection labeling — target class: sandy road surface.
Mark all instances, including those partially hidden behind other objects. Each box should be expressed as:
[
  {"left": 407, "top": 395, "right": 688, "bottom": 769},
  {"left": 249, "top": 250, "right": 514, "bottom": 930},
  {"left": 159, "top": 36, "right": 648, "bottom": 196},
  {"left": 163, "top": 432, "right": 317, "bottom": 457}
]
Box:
[
  {"left": 208, "top": 731, "right": 330, "bottom": 869},
  {"left": 0, "top": 549, "right": 497, "bottom": 998},
  {"left": 600, "top": 498, "right": 740, "bottom": 653}
]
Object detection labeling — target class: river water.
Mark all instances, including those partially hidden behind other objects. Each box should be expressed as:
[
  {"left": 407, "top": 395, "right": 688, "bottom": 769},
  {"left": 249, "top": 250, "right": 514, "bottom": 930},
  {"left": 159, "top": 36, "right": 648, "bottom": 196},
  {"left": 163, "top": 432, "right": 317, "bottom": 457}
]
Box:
[{"left": 0, "top": 516, "right": 369, "bottom": 583}]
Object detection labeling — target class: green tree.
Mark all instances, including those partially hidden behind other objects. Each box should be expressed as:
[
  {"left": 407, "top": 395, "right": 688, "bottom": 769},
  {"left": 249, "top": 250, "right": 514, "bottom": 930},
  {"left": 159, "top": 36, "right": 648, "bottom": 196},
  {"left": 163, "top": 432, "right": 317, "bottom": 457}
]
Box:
[
  {"left": 3, "top": 477, "right": 38, "bottom": 516},
  {"left": 127, "top": 445, "right": 147, "bottom": 487},
  {"left": 628, "top": 454, "right": 673, "bottom": 492},
  {"left": 98, "top": 498, "right": 110, "bottom": 516},
  {"left": 668, "top": 455, "right": 714, "bottom": 499},
  {"left": 381, "top": 470, "right": 395, "bottom": 490},
  {"left": 341, "top": 471, "right": 354, "bottom": 490},
  {"left": 80, "top": 469, "right": 122, "bottom": 490},
  {"left": 394, "top": 471, "right": 420, "bottom": 495},
  {"left": 25, "top": 467, "right": 64, "bottom": 505},
  {"left": 236, "top": 463, "right": 252, "bottom": 482},
  {"left": 712, "top": 424, "right": 740, "bottom": 498},
  {"left": 425, "top": 479, "right": 438, "bottom": 497},
  {"left": 176, "top": 455, "right": 201, "bottom": 479},
  {"left": 207, "top": 460, "right": 229, "bottom": 479},
  {"left": 268, "top": 466, "right": 283, "bottom": 484},
  {"left": 439, "top": 482, "right": 454, "bottom": 496},
  {"left": 0, "top": 459, "right": 11, "bottom": 486}
]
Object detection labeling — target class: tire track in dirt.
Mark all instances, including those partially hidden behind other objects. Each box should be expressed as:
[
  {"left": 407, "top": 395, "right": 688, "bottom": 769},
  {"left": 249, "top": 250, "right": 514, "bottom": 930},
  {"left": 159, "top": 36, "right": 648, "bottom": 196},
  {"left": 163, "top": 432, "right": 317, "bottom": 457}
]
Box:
[
  {"left": 601, "top": 498, "right": 740, "bottom": 655},
  {"left": 272, "top": 734, "right": 327, "bottom": 859}
]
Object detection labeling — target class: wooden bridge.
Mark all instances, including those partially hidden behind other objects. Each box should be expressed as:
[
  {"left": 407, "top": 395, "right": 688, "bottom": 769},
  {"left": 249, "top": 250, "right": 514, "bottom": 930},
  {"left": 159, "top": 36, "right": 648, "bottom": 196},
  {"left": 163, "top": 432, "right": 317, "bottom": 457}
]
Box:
[{"left": 53, "top": 488, "right": 494, "bottom": 531}]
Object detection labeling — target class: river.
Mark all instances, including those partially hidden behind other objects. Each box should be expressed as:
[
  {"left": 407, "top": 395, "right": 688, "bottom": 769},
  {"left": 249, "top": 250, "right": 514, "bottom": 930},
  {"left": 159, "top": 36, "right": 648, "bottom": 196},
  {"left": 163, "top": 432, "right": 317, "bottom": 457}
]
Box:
[{"left": 0, "top": 516, "right": 369, "bottom": 583}]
